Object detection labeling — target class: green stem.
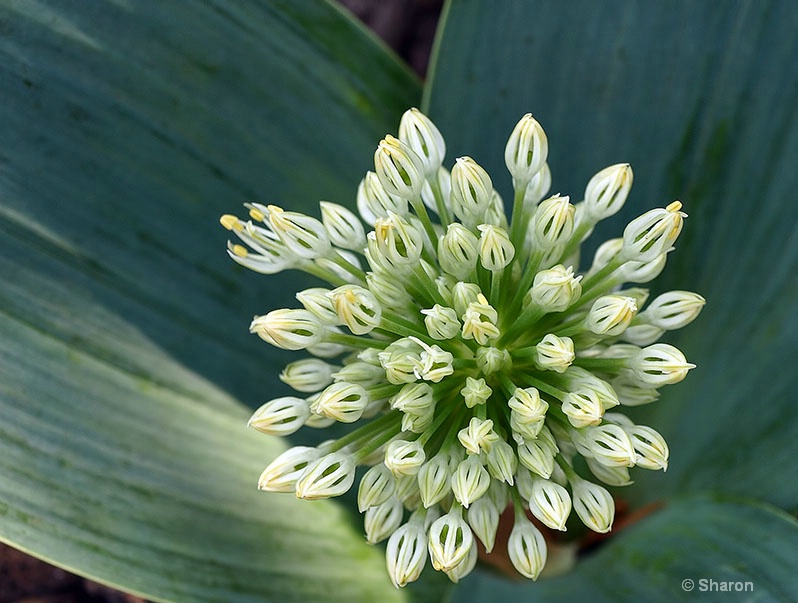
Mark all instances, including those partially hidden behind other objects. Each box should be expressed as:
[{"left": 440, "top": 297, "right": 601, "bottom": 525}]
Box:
[
  {"left": 429, "top": 175, "right": 452, "bottom": 225},
  {"left": 325, "top": 331, "right": 389, "bottom": 350},
  {"left": 509, "top": 178, "right": 531, "bottom": 250}
]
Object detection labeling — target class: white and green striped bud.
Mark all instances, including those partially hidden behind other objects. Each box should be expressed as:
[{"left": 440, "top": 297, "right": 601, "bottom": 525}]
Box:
[
  {"left": 296, "top": 287, "right": 340, "bottom": 325},
  {"left": 531, "top": 195, "right": 575, "bottom": 249},
  {"left": 625, "top": 424, "right": 669, "bottom": 471},
  {"left": 332, "top": 361, "right": 384, "bottom": 387},
  {"left": 329, "top": 284, "right": 382, "bottom": 335},
  {"left": 250, "top": 309, "right": 324, "bottom": 350},
  {"left": 575, "top": 423, "right": 637, "bottom": 468},
  {"left": 369, "top": 213, "right": 424, "bottom": 271},
  {"left": 399, "top": 107, "right": 446, "bottom": 176},
  {"left": 267, "top": 205, "right": 331, "bottom": 259},
  {"left": 535, "top": 334, "right": 575, "bottom": 373},
  {"left": 528, "top": 477, "right": 572, "bottom": 531},
  {"left": 364, "top": 496, "right": 404, "bottom": 544},
  {"left": 523, "top": 162, "right": 552, "bottom": 207},
  {"left": 586, "top": 295, "right": 638, "bottom": 336},
  {"left": 561, "top": 389, "right": 604, "bottom": 428},
  {"left": 319, "top": 201, "right": 366, "bottom": 251},
  {"left": 390, "top": 382, "right": 434, "bottom": 414},
  {"left": 438, "top": 223, "right": 480, "bottom": 279},
  {"left": 526, "top": 264, "right": 583, "bottom": 312},
  {"left": 450, "top": 156, "right": 493, "bottom": 225},
  {"left": 628, "top": 343, "right": 695, "bottom": 386},
  {"left": 485, "top": 438, "right": 518, "bottom": 485},
  {"left": 517, "top": 435, "right": 557, "bottom": 479},
  {"left": 358, "top": 463, "right": 396, "bottom": 511},
  {"left": 374, "top": 135, "right": 425, "bottom": 200},
  {"left": 505, "top": 113, "right": 548, "bottom": 182},
  {"left": 418, "top": 453, "right": 452, "bottom": 508},
  {"left": 458, "top": 417, "right": 498, "bottom": 455},
  {"left": 586, "top": 457, "right": 634, "bottom": 487},
  {"left": 258, "top": 446, "right": 322, "bottom": 493},
  {"left": 509, "top": 387, "right": 549, "bottom": 440},
  {"left": 445, "top": 537, "right": 477, "bottom": 583},
  {"left": 384, "top": 439, "right": 426, "bottom": 477},
  {"left": 621, "top": 201, "right": 686, "bottom": 262},
  {"left": 460, "top": 376, "right": 492, "bottom": 408},
  {"left": 428, "top": 505, "right": 474, "bottom": 571},
  {"left": 357, "top": 170, "right": 408, "bottom": 225},
  {"left": 386, "top": 519, "right": 428, "bottom": 588},
  {"left": 421, "top": 304, "right": 461, "bottom": 340},
  {"left": 462, "top": 294, "right": 501, "bottom": 345},
  {"left": 570, "top": 476, "right": 615, "bottom": 533},
  {"left": 466, "top": 496, "right": 500, "bottom": 553},
  {"left": 295, "top": 452, "right": 356, "bottom": 500},
  {"left": 451, "top": 282, "right": 482, "bottom": 316},
  {"left": 611, "top": 380, "right": 661, "bottom": 406},
  {"left": 280, "top": 359, "right": 337, "bottom": 393},
  {"left": 475, "top": 346, "right": 511, "bottom": 375},
  {"left": 477, "top": 224, "right": 515, "bottom": 271},
  {"left": 365, "top": 270, "right": 412, "bottom": 309},
  {"left": 451, "top": 456, "right": 491, "bottom": 508},
  {"left": 584, "top": 163, "right": 633, "bottom": 221},
  {"left": 508, "top": 515, "right": 547, "bottom": 580},
  {"left": 311, "top": 382, "right": 370, "bottom": 423},
  {"left": 248, "top": 396, "right": 310, "bottom": 436},
  {"left": 411, "top": 337, "right": 455, "bottom": 383},
  {"left": 640, "top": 290, "right": 706, "bottom": 330}
]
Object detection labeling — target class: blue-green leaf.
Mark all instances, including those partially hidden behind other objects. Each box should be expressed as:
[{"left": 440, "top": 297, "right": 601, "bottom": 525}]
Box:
[
  {"left": 0, "top": 1, "right": 436, "bottom": 601},
  {"left": 451, "top": 496, "right": 798, "bottom": 602},
  {"left": 425, "top": 0, "right": 798, "bottom": 509}
]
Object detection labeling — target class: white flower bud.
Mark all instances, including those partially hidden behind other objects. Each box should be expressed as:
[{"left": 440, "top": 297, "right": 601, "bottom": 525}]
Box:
[
  {"left": 486, "top": 478, "right": 510, "bottom": 511},
  {"left": 641, "top": 291, "right": 706, "bottom": 330},
  {"left": 370, "top": 213, "right": 424, "bottom": 269},
  {"left": 477, "top": 224, "right": 515, "bottom": 271},
  {"left": 475, "top": 346, "right": 511, "bottom": 375},
  {"left": 421, "top": 167, "right": 452, "bottom": 214},
  {"left": 586, "top": 295, "right": 638, "bottom": 336},
  {"left": 561, "top": 390, "right": 604, "bottom": 428},
  {"left": 523, "top": 163, "right": 552, "bottom": 207},
  {"left": 451, "top": 282, "right": 482, "bottom": 316},
  {"left": 509, "top": 387, "right": 549, "bottom": 440},
  {"left": 248, "top": 396, "right": 310, "bottom": 436},
  {"left": 508, "top": 515, "right": 547, "bottom": 580},
  {"left": 428, "top": 506, "right": 474, "bottom": 571},
  {"left": 531, "top": 195, "right": 575, "bottom": 249},
  {"left": 584, "top": 163, "right": 633, "bottom": 221},
  {"left": 438, "top": 223, "right": 480, "bottom": 279},
  {"left": 462, "top": 296, "right": 501, "bottom": 345},
  {"left": 458, "top": 417, "right": 498, "bottom": 455},
  {"left": 535, "top": 334, "right": 575, "bottom": 373},
  {"left": 394, "top": 474, "right": 422, "bottom": 508},
  {"left": 379, "top": 347, "right": 421, "bottom": 385},
  {"left": 460, "top": 376, "right": 492, "bottom": 408},
  {"left": 411, "top": 337, "right": 455, "bottom": 383},
  {"left": 398, "top": 108, "right": 446, "bottom": 176},
  {"left": 626, "top": 425, "right": 669, "bottom": 471},
  {"left": 484, "top": 189, "right": 509, "bottom": 228},
  {"left": 466, "top": 496, "right": 500, "bottom": 553},
  {"left": 450, "top": 156, "right": 493, "bottom": 225},
  {"left": 611, "top": 380, "right": 661, "bottom": 406},
  {"left": 266, "top": 205, "right": 331, "bottom": 259},
  {"left": 319, "top": 201, "right": 366, "bottom": 251},
  {"left": 358, "top": 463, "right": 396, "bottom": 511},
  {"left": 418, "top": 453, "right": 452, "bottom": 508},
  {"left": 365, "top": 496, "right": 405, "bottom": 544},
  {"left": 586, "top": 457, "right": 633, "bottom": 487},
  {"left": 517, "top": 437, "right": 557, "bottom": 479},
  {"left": 622, "top": 323, "right": 666, "bottom": 346},
  {"left": 621, "top": 201, "right": 686, "bottom": 262},
  {"left": 331, "top": 361, "right": 382, "bottom": 388},
  {"left": 526, "top": 264, "right": 583, "bottom": 312},
  {"left": 295, "top": 452, "right": 356, "bottom": 500},
  {"left": 296, "top": 287, "right": 340, "bottom": 325},
  {"left": 485, "top": 438, "right": 518, "bottom": 485},
  {"left": 390, "top": 382, "right": 434, "bottom": 414},
  {"left": 587, "top": 237, "right": 623, "bottom": 277},
  {"left": 386, "top": 521, "right": 427, "bottom": 588},
  {"left": 420, "top": 305, "right": 461, "bottom": 340},
  {"left": 435, "top": 274, "right": 456, "bottom": 304},
  {"left": 280, "top": 359, "right": 336, "bottom": 393},
  {"left": 328, "top": 284, "right": 382, "bottom": 335},
  {"left": 445, "top": 537, "right": 477, "bottom": 583},
  {"left": 258, "top": 446, "right": 321, "bottom": 492},
  {"left": 307, "top": 337, "right": 348, "bottom": 359},
  {"left": 571, "top": 477, "right": 615, "bottom": 533},
  {"left": 401, "top": 405, "right": 435, "bottom": 434},
  {"left": 374, "top": 135, "right": 425, "bottom": 200},
  {"left": 562, "top": 367, "right": 621, "bottom": 409},
  {"left": 384, "top": 439, "right": 426, "bottom": 477},
  {"left": 250, "top": 309, "right": 324, "bottom": 350},
  {"left": 365, "top": 271, "right": 411, "bottom": 309},
  {"left": 620, "top": 251, "right": 669, "bottom": 283},
  {"left": 310, "top": 382, "right": 370, "bottom": 423},
  {"left": 357, "top": 171, "right": 408, "bottom": 225},
  {"left": 504, "top": 113, "right": 548, "bottom": 182},
  {"left": 575, "top": 424, "right": 637, "bottom": 467},
  {"left": 628, "top": 343, "right": 695, "bottom": 386},
  {"left": 528, "top": 478, "right": 572, "bottom": 531},
  {"left": 451, "top": 456, "right": 491, "bottom": 508}
]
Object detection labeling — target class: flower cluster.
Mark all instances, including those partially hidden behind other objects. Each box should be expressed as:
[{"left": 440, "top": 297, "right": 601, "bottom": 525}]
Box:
[{"left": 221, "top": 109, "right": 702, "bottom": 586}]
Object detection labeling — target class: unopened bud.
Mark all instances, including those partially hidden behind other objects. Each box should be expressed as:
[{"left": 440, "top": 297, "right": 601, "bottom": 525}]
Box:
[
  {"left": 295, "top": 452, "right": 356, "bottom": 500},
  {"left": 504, "top": 113, "right": 548, "bottom": 182},
  {"left": 319, "top": 201, "right": 366, "bottom": 251},
  {"left": 250, "top": 309, "right": 324, "bottom": 350},
  {"left": 398, "top": 108, "right": 446, "bottom": 176},
  {"left": 374, "top": 135, "right": 425, "bottom": 200},
  {"left": 438, "top": 223, "right": 480, "bottom": 279},
  {"left": 450, "top": 157, "right": 493, "bottom": 225},
  {"left": 584, "top": 163, "right": 633, "bottom": 221},
  {"left": 508, "top": 515, "right": 547, "bottom": 580},
  {"left": 249, "top": 396, "right": 310, "bottom": 436}
]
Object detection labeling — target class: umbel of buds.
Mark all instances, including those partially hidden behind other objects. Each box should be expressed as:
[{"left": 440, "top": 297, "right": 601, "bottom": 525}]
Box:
[{"left": 221, "top": 108, "right": 702, "bottom": 587}]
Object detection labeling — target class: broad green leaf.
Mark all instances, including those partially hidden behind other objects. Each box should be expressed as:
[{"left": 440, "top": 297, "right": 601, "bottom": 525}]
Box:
[
  {"left": 450, "top": 496, "right": 798, "bottom": 602},
  {"left": 0, "top": 1, "right": 439, "bottom": 601},
  {"left": 425, "top": 0, "right": 798, "bottom": 509}
]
